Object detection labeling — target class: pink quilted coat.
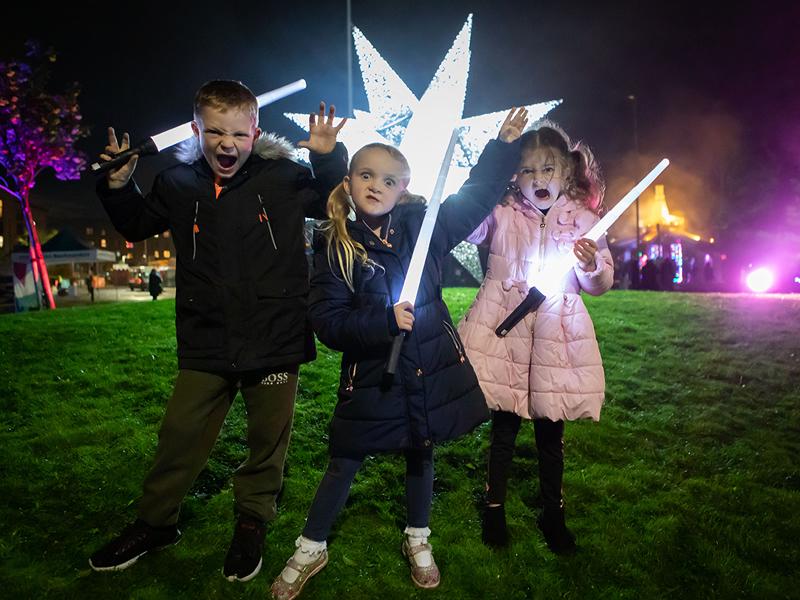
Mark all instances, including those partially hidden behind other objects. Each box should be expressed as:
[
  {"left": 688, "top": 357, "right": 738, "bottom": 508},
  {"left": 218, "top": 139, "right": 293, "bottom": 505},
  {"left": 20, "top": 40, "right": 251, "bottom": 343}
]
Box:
[{"left": 457, "top": 194, "right": 613, "bottom": 421}]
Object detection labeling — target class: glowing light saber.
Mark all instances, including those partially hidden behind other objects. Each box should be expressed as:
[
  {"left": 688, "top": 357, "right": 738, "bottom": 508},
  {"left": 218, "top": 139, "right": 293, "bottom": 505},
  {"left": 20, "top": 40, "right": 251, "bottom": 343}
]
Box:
[
  {"left": 383, "top": 128, "right": 460, "bottom": 383},
  {"left": 90, "top": 79, "right": 307, "bottom": 174},
  {"left": 495, "top": 158, "right": 670, "bottom": 337}
]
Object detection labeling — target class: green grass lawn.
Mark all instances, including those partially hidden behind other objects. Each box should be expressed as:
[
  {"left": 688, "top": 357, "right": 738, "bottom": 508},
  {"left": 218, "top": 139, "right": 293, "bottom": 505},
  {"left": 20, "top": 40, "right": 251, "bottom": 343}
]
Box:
[{"left": 1, "top": 290, "right": 798, "bottom": 599}]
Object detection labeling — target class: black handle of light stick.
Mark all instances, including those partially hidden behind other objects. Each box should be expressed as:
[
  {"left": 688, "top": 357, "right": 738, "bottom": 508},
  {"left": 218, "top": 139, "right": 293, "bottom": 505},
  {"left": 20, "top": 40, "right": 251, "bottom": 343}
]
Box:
[
  {"left": 90, "top": 138, "right": 159, "bottom": 175},
  {"left": 382, "top": 332, "right": 406, "bottom": 388},
  {"left": 495, "top": 287, "right": 546, "bottom": 337}
]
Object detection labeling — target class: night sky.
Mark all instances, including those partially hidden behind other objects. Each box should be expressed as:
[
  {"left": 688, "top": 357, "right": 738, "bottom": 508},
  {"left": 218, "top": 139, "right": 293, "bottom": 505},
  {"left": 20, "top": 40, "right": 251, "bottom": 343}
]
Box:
[{"left": 3, "top": 0, "right": 799, "bottom": 251}]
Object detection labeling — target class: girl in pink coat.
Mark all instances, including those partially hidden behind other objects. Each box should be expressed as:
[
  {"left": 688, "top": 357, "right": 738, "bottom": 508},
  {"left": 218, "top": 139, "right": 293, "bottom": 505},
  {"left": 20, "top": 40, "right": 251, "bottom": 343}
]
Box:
[{"left": 457, "top": 122, "right": 612, "bottom": 554}]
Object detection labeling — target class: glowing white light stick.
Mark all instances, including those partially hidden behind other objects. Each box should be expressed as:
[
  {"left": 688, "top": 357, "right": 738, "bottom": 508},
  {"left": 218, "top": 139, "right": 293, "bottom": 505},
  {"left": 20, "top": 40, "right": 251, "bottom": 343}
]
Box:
[
  {"left": 398, "top": 128, "right": 460, "bottom": 304},
  {"left": 384, "top": 128, "right": 460, "bottom": 381},
  {"left": 91, "top": 79, "right": 307, "bottom": 174},
  {"left": 496, "top": 158, "right": 670, "bottom": 337}
]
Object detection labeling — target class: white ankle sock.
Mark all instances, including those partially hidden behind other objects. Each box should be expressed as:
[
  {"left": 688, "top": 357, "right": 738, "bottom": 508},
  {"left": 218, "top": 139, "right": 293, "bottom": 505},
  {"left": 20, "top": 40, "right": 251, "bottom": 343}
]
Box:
[
  {"left": 404, "top": 526, "right": 432, "bottom": 567},
  {"left": 281, "top": 535, "right": 326, "bottom": 584}
]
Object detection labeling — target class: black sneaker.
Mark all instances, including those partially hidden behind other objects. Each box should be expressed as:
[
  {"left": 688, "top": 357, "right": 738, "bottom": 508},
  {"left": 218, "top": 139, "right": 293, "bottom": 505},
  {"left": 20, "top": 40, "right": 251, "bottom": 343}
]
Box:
[
  {"left": 223, "top": 515, "right": 266, "bottom": 582},
  {"left": 537, "top": 508, "right": 576, "bottom": 555},
  {"left": 89, "top": 519, "right": 181, "bottom": 571},
  {"left": 481, "top": 504, "right": 509, "bottom": 547}
]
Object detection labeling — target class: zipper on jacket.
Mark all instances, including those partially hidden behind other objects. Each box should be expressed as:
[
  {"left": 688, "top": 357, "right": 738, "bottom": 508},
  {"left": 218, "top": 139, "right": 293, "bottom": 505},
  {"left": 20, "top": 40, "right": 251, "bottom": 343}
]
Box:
[
  {"left": 192, "top": 200, "right": 199, "bottom": 260},
  {"left": 257, "top": 193, "right": 278, "bottom": 250},
  {"left": 537, "top": 213, "right": 546, "bottom": 272},
  {"left": 345, "top": 362, "right": 358, "bottom": 392},
  {"left": 442, "top": 321, "right": 466, "bottom": 363}
]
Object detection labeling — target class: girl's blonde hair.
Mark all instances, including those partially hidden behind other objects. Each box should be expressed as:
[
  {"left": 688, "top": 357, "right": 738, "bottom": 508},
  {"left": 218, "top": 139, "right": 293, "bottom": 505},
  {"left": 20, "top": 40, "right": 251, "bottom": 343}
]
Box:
[
  {"left": 518, "top": 121, "right": 605, "bottom": 213},
  {"left": 320, "top": 143, "right": 422, "bottom": 291}
]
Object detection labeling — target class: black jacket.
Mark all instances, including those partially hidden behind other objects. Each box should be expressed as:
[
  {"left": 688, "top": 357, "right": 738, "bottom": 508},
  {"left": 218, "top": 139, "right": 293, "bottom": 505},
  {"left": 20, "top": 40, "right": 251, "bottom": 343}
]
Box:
[
  {"left": 309, "top": 139, "right": 520, "bottom": 456},
  {"left": 98, "top": 136, "right": 348, "bottom": 372}
]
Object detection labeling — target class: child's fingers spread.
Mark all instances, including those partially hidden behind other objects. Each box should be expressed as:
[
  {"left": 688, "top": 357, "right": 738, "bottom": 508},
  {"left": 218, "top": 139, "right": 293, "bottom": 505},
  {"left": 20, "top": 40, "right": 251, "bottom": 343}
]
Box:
[
  {"left": 121, "top": 132, "right": 130, "bottom": 151},
  {"left": 335, "top": 117, "right": 348, "bottom": 132},
  {"left": 318, "top": 101, "right": 326, "bottom": 120},
  {"left": 328, "top": 104, "right": 336, "bottom": 124}
]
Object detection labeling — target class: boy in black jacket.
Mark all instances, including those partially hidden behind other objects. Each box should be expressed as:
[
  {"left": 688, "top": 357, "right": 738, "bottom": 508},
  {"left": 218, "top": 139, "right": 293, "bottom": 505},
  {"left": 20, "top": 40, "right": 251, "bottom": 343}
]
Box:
[{"left": 89, "top": 80, "right": 347, "bottom": 582}]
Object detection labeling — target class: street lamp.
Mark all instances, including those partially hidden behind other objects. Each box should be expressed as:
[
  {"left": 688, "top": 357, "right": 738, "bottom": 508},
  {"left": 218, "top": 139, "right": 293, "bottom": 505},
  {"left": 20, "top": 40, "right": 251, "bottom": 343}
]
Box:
[{"left": 628, "top": 94, "right": 641, "bottom": 287}]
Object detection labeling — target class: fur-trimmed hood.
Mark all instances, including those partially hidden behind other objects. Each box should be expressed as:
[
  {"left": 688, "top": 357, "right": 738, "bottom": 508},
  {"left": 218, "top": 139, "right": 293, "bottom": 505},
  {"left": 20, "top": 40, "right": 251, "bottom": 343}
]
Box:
[{"left": 173, "top": 132, "right": 297, "bottom": 164}]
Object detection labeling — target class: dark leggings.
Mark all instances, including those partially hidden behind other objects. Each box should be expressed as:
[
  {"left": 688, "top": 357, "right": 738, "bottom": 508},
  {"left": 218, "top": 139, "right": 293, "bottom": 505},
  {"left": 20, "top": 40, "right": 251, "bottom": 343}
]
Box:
[
  {"left": 302, "top": 448, "right": 434, "bottom": 542},
  {"left": 486, "top": 410, "right": 565, "bottom": 510}
]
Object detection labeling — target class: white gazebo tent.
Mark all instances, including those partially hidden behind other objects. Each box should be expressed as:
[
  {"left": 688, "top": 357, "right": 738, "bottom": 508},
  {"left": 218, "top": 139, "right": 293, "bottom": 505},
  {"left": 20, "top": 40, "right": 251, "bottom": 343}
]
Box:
[{"left": 11, "top": 229, "right": 116, "bottom": 310}]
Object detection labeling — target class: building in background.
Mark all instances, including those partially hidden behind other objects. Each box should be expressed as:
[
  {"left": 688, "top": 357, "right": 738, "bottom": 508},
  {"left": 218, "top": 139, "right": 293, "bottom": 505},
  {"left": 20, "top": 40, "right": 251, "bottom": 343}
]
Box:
[{"left": 609, "top": 184, "right": 726, "bottom": 291}]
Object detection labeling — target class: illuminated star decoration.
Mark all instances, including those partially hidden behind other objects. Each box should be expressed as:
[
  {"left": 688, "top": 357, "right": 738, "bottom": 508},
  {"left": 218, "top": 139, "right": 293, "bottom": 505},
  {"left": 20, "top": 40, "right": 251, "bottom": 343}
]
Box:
[{"left": 285, "top": 14, "right": 561, "bottom": 281}]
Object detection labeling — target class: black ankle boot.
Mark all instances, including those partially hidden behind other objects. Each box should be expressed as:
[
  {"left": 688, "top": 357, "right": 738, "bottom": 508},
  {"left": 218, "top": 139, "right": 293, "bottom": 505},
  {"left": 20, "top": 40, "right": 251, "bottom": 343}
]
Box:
[
  {"left": 537, "top": 507, "right": 576, "bottom": 555},
  {"left": 481, "top": 504, "right": 509, "bottom": 547}
]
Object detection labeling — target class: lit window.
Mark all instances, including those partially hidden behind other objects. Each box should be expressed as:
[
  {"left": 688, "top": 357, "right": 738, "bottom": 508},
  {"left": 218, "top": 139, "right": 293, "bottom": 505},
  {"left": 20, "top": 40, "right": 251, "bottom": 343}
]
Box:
[
  {"left": 127, "top": 253, "right": 133, "bottom": 259},
  {"left": 162, "top": 231, "right": 171, "bottom": 238},
  {"left": 100, "top": 238, "right": 107, "bottom": 248},
  {"left": 0, "top": 235, "right": 4, "bottom": 248},
  {"left": 100, "top": 229, "right": 106, "bottom": 236},
  {"left": 154, "top": 251, "right": 160, "bottom": 258},
  {"left": 0, "top": 199, "right": 3, "bottom": 218},
  {"left": 163, "top": 250, "right": 171, "bottom": 258},
  {"left": 125, "top": 241, "right": 134, "bottom": 249},
  {"left": 86, "top": 227, "right": 94, "bottom": 236},
  {"left": 154, "top": 234, "right": 159, "bottom": 239}
]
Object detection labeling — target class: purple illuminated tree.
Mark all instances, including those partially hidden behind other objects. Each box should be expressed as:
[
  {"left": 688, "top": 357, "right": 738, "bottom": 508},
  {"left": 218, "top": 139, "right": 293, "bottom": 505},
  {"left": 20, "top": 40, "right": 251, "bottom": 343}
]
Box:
[{"left": 0, "top": 42, "right": 89, "bottom": 309}]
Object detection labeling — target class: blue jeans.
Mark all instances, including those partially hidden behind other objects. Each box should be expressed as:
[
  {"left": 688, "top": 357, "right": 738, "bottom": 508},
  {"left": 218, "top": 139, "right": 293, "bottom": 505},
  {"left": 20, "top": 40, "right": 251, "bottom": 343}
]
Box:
[{"left": 302, "top": 448, "right": 434, "bottom": 542}]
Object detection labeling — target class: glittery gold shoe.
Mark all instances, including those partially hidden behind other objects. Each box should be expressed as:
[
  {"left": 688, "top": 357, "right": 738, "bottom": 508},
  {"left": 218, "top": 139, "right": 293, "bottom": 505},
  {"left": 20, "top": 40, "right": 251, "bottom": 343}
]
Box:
[
  {"left": 401, "top": 539, "right": 440, "bottom": 589},
  {"left": 270, "top": 550, "right": 328, "bottom": 600}
]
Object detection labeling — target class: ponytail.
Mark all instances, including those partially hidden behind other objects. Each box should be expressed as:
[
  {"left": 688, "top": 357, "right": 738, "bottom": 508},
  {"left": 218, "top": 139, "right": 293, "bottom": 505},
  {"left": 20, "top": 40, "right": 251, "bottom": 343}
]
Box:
[
  {"left": 568, "top": 143, "right": 605, "bottom": 214},
  {"left": 319, "top": 182, "right": 372, "bottom": 292}
]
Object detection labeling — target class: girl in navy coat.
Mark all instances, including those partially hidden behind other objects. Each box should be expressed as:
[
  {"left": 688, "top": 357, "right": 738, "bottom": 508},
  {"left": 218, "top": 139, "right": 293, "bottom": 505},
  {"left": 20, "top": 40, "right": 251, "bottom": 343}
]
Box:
[{"left": 270, "top": 108, "right": 528, "bottom": 599}]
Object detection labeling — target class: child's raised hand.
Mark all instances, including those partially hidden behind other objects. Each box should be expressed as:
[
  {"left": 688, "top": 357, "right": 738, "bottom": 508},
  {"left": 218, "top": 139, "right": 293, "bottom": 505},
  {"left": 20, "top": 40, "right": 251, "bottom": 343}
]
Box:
[
  {"left": 498, "top": 107, "right": 529, "bottom": 143},
  {"left": 297, "top": 102, "right": 348, "bottom": 154},
  {"left": 101, "top": 127, "right": 138, "bottom": 189},
  {"left": 393, "top": 301, "right": 415, "bottom": 333},
  {"left": 574, "top": 238, "right": 598, "bottom": 271}
]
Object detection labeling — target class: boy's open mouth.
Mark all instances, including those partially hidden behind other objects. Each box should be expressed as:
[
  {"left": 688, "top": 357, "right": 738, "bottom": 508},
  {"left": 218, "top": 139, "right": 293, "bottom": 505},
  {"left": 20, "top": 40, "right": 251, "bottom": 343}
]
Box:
[
  {"left": 534, "top": 189, "right": 550, "bottom": 199},
  {"left": 217, "top": 154, "right": 237, "bottom": 169}
]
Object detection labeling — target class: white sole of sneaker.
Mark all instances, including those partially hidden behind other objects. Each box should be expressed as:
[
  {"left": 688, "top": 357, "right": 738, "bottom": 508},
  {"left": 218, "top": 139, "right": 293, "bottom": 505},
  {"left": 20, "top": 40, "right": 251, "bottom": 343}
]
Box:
[
  {"left": 89, "top": 551, "right": 146, "bottom": 572},
  {"left": 224, "top": 556, "right": 262, "bottom": 582},
  {"left": 88, "top": 533, "right": 182, "bottom": 572}
]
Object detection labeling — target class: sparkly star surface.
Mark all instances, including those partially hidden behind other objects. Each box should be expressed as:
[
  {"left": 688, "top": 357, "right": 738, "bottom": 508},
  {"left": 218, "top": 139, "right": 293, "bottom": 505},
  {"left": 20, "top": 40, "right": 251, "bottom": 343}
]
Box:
[{"left": 286, "top": 14, "right": 560, "bottom": 280}]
